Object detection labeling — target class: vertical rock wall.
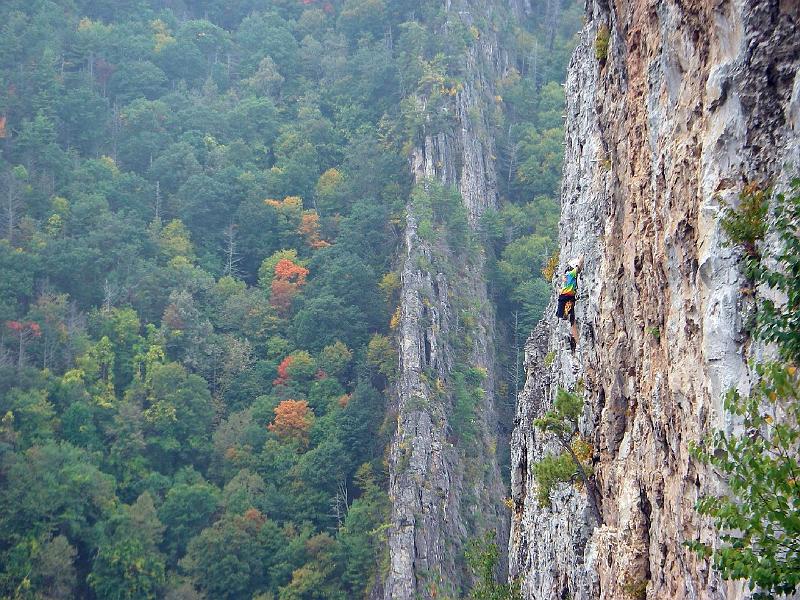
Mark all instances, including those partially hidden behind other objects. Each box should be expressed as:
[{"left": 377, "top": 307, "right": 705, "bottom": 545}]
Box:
[
  {"left": 383, "top": 3, "right": 513, "bottom": 598},
  {"left": 509, "top": 1, "right": 799, "bottom": 599}
]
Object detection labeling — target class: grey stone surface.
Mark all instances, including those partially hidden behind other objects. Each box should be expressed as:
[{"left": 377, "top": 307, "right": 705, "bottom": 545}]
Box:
[
  {"left": 508, "top": 1, "right": 799, "bottom": 599},
  {"left": 383, "top": 2, "right": 513, "bottom": 598}
]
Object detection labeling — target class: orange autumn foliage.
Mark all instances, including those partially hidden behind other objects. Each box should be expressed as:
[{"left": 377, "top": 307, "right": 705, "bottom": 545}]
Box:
[
  {"left": 273, "top": 259, "right": 308, "bottom": 284},
  {"left": 0, "top": 116, "right": 6, "bottom": 138},
  {"left": 243, "top": 508, "right": 266, "bottom": 525},
  {"left": 270, "top": 259, "right": 309, "bottom": 315},
  {"left": 268, "top": 399, "right": 313, "bottom": 444},
  {"left": 265, "top": 196, "right": 303, "bottom": 228},
  {"left": 298, "top": 211, "right": 330, "bottom": 249},
  {"left": 264, "top": 196, "right": 303, "bottom": 212}
]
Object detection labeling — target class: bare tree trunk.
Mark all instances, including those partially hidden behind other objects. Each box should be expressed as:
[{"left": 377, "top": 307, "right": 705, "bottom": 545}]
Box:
[
  {"left": 154, "top": 180, "right": 162, "bottom": 222},
  {"left": 110, "top": 103, "right": 122, "bottom": 160},
  {"left": 513, "top": 310, "right": 520, "bottom": 399},
  {"left": 42, "top": 330, "right": 49, "bottom": 370},
  {"left": 103, "top": 279, "right": 116, "bottom": 312},
  {"left": 330, "top": 480, "right": 349, "bottom": 528},
  {"left": 6, "top": 192, "right": 14, "bottom": 244},
  {"left": 506, "top": 123, "right": 516, "bottom": 185},
  {"left": 530, "top": 39, "right": 538, "bottom": 87},
  {"left": 3, "top": 171, "right": 22, "bottom": 245},
  {"left": 222, "top": 223, "right": 242, "bottom": 277}
]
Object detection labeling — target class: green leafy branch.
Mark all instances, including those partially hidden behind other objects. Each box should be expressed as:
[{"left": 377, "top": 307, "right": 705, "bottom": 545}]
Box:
[
  {"left": 721, "top": 180, "right": 800, "bottom": 362},
  {"left": 690, "top": 180, "right": 800, "bottom": 597},
  {"left": 689, "top": 363, "right": 800, "bottom": 598}
]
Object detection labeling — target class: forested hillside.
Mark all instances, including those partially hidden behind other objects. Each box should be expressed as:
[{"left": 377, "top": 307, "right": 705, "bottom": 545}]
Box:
[{"left": 0, "top": 1, "right": 579, "bottom": 598}]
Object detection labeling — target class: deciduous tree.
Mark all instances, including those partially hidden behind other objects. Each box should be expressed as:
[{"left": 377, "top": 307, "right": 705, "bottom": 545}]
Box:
[{"left": 268, "top": 400, "right": 314, "bottom": 446}]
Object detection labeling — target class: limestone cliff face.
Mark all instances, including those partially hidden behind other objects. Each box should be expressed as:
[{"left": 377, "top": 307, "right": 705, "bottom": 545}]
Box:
[
  {"left": 383, "top": 3, "right": 511, "bottom": 599},
  {"left": 509, "top": 2, "right": 799, "bottom": 599}
]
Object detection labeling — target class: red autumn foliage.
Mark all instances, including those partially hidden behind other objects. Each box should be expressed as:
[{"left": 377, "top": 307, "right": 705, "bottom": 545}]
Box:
[
  {"left": 270, "top": 279, "right": 297, "bottom": 315},
  {"left": 274, "top": 355, "right": 295, "bottom": 386},
  {"left": 6, "top": 321, "right": 41, "bottom": 336},
  {"left": 268, "top": 399, "right": 313, "bottom": 444}
]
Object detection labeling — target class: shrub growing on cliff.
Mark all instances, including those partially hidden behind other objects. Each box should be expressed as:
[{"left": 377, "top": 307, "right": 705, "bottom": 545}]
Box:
[
  {"left": 540, "top": 250, "right": 559, "bottom": 282},
  {"left": 531, "top": 388, "right": 600, "bottom": 521},
  {"left": 411, "top": 181, "right": 473, "bottom": 251},
  {"left": 531, "top": 453, "right": 576, "bottom": 507},
  {"left": 451, "top": 366, "right": 487, "bottom": 448},
  {"left": 621, "top": 577, "right": 648, "bottom": 600},
  {"left": 465, "top": 532, "right": 521, "bottom": 600},
  {"left": 690, "top": 181, "right": 800, "bottom": 598},
  {"left": 594, "top": 25, "right": 610, "bottom": 62},
  {"left": 719, "top": 184, "right": 770, "bottom": 264}
]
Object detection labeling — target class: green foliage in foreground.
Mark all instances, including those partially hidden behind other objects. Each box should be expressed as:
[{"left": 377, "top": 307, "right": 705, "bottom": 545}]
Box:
[
  {"left": 690, "top": 363, "right": 800, "bottom": 598},
  {"left": 690, "top": 181, "right": 800, "bottom": 598},
  {"left": 736, "top": 181, "right": 800, "bottom": 363}
]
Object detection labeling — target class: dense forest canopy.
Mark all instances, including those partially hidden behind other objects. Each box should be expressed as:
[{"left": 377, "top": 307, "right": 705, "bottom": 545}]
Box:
[{"left": 0, "top": 0, "right": 579, "bottom": 597}]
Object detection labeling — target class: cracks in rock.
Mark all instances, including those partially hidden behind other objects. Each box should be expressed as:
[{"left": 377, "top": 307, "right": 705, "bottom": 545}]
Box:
[
  {"left": 639, "top": 486, "right": 653, "bottom": 584},
  {"left": 516, "top": 446, "right": 528, "bottom": 511},
  {"left": 559, "top": 575, "right": 572, "bottom": 600},
  {"left": 423, "top": 331, "right": 432, "bottom": 368}
]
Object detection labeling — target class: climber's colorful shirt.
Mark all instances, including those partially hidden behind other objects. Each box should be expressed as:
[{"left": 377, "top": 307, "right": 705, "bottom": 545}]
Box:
[{"left": 560, "top": 267, "right": 578, "bottom": 297}]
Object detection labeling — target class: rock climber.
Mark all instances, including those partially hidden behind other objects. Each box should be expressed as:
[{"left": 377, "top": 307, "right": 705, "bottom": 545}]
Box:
[{"left": 556, "top": 254, "right": 584, "bottom": 352}]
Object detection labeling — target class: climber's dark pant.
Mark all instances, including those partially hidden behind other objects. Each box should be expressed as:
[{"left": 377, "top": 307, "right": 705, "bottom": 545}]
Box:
[{"left": 556, "top": 294, "right": 575, "bottom": 324}]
